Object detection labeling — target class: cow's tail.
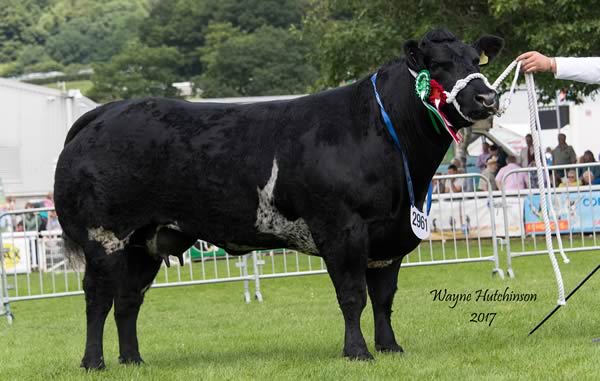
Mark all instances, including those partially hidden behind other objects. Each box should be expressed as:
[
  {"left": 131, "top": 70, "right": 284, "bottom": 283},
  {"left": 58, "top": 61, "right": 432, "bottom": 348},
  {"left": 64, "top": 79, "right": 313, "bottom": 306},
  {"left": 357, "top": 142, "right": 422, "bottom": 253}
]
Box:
[{"left": 62, "top": 232, "right": 86, "bottom": 270}]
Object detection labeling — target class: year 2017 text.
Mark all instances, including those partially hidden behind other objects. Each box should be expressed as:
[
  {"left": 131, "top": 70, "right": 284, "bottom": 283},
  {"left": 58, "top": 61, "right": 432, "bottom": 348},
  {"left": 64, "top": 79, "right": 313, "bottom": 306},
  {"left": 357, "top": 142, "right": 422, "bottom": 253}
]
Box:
[{"left": 470, "top": 312, "right": 496, "bottom": 326}]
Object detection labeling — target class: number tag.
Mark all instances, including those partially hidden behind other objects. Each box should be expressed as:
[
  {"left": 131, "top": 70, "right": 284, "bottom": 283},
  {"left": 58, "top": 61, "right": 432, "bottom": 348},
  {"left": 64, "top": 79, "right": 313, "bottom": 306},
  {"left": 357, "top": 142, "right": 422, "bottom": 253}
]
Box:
[{"left": 410, "top": 205, "right": 430, "bottom": 239}]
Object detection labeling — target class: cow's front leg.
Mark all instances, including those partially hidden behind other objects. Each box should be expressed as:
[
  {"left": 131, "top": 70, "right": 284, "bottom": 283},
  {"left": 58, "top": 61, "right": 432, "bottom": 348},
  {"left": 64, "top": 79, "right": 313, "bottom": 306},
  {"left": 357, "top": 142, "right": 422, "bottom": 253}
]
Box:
[
  {"left": 114, "top": 247, "right": 161, "bottom": 365},
  {"left": 81, "top": 258, "right": 116, "bottom": 370},
  {"left": 323, "top": 222, "right": 372, "bottom": 360},
  {"left": 366, "top": 259, "right": 403, "bottom": 353}
]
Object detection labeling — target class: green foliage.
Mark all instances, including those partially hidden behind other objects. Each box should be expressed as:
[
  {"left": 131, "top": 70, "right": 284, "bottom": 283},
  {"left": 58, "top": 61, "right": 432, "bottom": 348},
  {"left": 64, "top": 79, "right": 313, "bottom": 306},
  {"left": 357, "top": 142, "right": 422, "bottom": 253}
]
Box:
[
  {"left": 196, "top": 24, "right": 318, "bottom": 97},
  {"left": 45, "top": 4, "right": 148, "bottom": 65},
  {"left": 88, "top": 42, "right": 183, "bottom": 102},
  {"left": 140, "top": 0, "right": 308, "bottom": 78},
  {"left": 0, "top": 0, "right": 47, "bottom": 63},
  {"left": 304, "top": 0, "right": 600, "bottom": 101}
]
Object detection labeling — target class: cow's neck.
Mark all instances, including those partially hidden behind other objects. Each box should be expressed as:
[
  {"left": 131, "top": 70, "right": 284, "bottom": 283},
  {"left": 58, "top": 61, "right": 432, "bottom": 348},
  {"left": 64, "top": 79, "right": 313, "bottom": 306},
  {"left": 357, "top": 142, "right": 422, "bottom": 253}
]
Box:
[{"left": 368, "top": 60, "right": 454, "bottom": 194}]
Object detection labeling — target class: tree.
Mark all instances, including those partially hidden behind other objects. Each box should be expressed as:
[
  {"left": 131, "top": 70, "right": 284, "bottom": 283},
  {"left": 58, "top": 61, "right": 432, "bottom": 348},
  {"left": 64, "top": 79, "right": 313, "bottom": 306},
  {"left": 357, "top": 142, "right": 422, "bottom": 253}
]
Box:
[
  {"left": 88, "top": 42, "right": 183, "bottom": 102},
  {"left": 196, "top": 24, "right": 318, "bottom": 97},
  {"left": 44, "top": 1, "right": 149, "bottom": 65},
  {"left": 0, "top": 0, "right": 47, "bottom": 63},
  {"left": 304, "top": 0, "right": 600, "bottom": 102},
  {"left": 140, "top": 0, "right": 309, "bottom": 77}
]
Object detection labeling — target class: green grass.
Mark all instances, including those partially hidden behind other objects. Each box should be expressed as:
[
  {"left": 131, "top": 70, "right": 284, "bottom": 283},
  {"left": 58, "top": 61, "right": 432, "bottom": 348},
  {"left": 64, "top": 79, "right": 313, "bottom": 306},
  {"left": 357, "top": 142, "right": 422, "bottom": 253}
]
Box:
[
  {"left": 45, "top": 80, "right": 93, "bottom": 95},
  {"left": 2, "top": 249, "right": 600, "bottom": 380}
]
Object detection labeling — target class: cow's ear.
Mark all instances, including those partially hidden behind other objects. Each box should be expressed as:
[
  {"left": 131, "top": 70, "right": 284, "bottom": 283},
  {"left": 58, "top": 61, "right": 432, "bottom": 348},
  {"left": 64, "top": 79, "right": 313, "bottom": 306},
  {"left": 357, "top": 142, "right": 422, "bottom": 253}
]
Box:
[
  {"left": 403, "top": 39, "right": 425, "bottom": 71},
  {"left": 472, "top": 35, "right": 504, "bottom": 66}
]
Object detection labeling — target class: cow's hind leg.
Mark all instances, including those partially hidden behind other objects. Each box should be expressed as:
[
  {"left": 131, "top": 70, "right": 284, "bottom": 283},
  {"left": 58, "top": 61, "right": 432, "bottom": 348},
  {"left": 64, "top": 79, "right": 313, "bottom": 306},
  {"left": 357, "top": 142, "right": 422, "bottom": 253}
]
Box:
[
  {"left": 114, "top": 245, "right": 161, "bottom": 365},
  {"left": 114, "top": 226, "right": 195, "bottom": 365},
  {"left": 81, "top": 246, "right": 118, "bottom": 370},
  {"left": 323, "top": 220, "right": 372, "bottom": 360},
  {"left": 366, "top": 260, "right": 403, "bottom": 353}
]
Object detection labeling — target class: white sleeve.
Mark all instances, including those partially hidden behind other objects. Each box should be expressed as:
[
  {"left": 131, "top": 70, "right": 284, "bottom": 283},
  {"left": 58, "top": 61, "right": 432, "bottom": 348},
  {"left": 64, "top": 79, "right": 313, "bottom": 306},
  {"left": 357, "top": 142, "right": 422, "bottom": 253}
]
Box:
[{"left": 554, "top": 57, "right": 600, "bottom": 84}]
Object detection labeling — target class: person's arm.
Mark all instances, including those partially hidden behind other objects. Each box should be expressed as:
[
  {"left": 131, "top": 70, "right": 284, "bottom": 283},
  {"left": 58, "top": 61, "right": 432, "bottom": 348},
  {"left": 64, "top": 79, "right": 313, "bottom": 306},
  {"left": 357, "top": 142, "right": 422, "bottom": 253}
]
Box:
[
  {"left": 517, "top": 51, "right": 600, "bottom": 84},
  {"left": 554, "top": 57, "right": 600, "bottom": 85},
  {"left": 570, "top": 147, "right": 577, "bottom": 164}
]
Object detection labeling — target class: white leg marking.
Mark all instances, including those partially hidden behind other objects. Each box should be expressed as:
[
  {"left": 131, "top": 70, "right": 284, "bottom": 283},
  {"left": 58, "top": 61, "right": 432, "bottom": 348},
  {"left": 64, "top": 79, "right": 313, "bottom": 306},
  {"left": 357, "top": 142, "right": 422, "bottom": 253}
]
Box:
[
  {"left": 255, "top": 158, "right": 319, "bottom": 255},
  {"left": 88, "top": 227, "right": 127, "bottom": 255}
]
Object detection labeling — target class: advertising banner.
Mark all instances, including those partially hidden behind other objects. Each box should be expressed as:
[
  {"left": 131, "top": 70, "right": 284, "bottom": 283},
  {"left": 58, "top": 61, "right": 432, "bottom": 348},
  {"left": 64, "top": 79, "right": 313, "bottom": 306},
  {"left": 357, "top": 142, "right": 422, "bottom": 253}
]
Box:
[
  {"left": 428, "top": 195, "right": 524, "bottom": 240},
  {"left": 1, "top": 233, "right": 33, "bottom": 274},
  {"left": 523, "top": 191, "right": 600, "bottom": 234}
]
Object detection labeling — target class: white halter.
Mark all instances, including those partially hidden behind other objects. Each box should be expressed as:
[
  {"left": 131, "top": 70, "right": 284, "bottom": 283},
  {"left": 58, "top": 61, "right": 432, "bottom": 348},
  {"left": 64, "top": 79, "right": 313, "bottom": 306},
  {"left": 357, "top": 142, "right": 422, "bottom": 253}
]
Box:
[{"left": 408, "top": 63, "right": 520, "bottom": 123}]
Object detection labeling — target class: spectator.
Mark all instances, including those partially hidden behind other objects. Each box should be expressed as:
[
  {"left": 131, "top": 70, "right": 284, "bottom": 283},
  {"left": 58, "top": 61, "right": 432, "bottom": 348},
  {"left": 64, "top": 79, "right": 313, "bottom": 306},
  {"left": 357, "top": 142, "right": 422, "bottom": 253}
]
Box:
[
  {"left": 545, "top": 147, "right": 553, "bottom": 166},
  {"left": 519, "top": 134, "right": 535, "bottom": 168},
  {"left": 552, "top": 133, "right": 577, "bottom": 166},
  {"left": 477, "top": 142, "right": 491, "bottom": 171},
  {"left": 495, "top": 156, "right": 528, "bottom": 190},
  {"left": 0, "top": 196, "right": 16, "bottom": 232},
  {"left": 451, "top": 157, "right": 475, "bottom": 192},
  {"left": 479, "top": 156, "right": 498, "bottom": 191},
  {"left": 444, "top": 164, "right": 463, "bottom": 193},
  {"left": 581, "top": 170, "right": 595, "bottom": 186},
  {"left": 579, "top": 150, "right": 600, "bottom": 178},
  {"left": 492, "top": 145, "right": 507, "bottom": 169},
  {"left": 43, "top": 192, "right": 54, "bottom": 208},
  {"left": 22, "top": 202, "right": 47, "bottom": 232},
  {"left": 559, "top": 170, "right": 580, "bottom": 188},
  {"left": 450, "top": 158, "right": 463, "bottom": 171},
  {"left": 46, "top": 210, "right": 61, "bottom": 231},
  {"left": 432, "top": 173, "right": 445, "bottom": 193},
  {"left": 551, "top": 170, "right": 563, "bottom": 187}
]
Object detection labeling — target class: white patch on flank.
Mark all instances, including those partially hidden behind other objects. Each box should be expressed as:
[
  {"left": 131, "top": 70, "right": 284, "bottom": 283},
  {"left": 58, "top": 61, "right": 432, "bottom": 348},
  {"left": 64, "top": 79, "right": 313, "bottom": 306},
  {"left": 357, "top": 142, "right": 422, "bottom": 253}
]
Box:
[
  {"left": 88, "top": 227, "right": 127, "bottom": 255},
  {"left": 255, "top": 158, "right": 319, "bottom": 255}
]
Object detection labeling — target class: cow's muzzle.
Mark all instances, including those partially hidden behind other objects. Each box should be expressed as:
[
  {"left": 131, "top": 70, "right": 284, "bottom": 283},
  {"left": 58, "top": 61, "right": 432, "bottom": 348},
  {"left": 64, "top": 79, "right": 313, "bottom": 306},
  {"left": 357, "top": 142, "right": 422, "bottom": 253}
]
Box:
[{"left": 474, "top": 91, "right": 499, "bottom": 114}]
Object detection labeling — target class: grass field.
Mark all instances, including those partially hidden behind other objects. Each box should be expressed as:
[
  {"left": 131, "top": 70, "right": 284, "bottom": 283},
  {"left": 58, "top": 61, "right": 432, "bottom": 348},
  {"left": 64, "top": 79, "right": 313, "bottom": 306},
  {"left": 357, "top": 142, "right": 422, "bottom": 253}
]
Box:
[{"left": 1, "top": 250, "right": 600, "bottom": 380}]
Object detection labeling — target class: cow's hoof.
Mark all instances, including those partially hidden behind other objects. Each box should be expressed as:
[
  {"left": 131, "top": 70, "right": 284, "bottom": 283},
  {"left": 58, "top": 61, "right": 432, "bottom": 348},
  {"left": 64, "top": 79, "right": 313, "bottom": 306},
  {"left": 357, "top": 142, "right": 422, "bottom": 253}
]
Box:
[
  {"left": 80, "top": 356, "right": 106, "bottom": 371},
  {"left": 375, "top": 343, "right": 404, "bottom": 353},
  {"left": 119, "top": 354, "right": 144, "bottom": 365},
  {"left": 343, "top": 348, "right": 375, "bottom": 361}
]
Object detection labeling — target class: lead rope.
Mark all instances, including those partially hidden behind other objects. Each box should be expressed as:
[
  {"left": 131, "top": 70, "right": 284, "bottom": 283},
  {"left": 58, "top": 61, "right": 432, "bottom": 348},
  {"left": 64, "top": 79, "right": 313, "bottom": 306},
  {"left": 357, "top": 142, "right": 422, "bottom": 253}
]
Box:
[
  {"left": 525, "top": 72, "right": 567, "bottom": 305},
  {"left": 492, "top": 61, "right": 568, "bottom": 305}
]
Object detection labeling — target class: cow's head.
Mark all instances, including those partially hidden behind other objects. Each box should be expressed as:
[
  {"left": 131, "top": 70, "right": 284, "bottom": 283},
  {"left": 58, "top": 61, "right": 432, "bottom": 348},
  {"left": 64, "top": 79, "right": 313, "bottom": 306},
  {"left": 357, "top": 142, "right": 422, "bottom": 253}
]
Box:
[{"left": 404, "top": 29, "right": 504, "bottom": 127}]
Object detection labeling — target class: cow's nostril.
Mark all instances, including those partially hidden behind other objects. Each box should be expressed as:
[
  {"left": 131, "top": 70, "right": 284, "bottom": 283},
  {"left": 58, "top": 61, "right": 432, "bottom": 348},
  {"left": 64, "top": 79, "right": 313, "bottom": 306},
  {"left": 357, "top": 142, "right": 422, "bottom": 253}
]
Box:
[{"left": 475, "top": 93, "right": 498, "bottom": 109}]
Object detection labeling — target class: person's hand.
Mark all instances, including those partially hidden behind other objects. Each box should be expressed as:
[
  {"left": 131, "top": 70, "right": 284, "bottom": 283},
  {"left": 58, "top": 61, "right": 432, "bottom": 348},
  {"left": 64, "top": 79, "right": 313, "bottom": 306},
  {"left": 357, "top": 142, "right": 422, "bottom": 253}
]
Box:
[{"left": 517, "top": 51, "right": 555, "bottom": 73}]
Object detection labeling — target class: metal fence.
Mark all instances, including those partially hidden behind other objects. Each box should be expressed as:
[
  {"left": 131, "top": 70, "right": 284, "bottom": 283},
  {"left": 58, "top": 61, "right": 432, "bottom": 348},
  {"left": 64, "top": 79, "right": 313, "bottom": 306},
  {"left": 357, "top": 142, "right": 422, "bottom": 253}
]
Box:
[
  {"left": 500, "top": 162, "right": 600, "bottom": 277},
  {"left": 1, "top": 172, "right": 504, "bottom": 323}
]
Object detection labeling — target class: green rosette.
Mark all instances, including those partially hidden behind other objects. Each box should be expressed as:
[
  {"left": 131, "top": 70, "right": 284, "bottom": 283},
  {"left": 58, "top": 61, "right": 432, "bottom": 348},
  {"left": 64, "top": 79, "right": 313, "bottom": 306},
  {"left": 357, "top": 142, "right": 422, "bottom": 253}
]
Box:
[
  {"left": 415, "top": 69, "right": 431, "bottom": 101},
  {"left": 414, "top": 69, "right": 441, "bottom": 134}
]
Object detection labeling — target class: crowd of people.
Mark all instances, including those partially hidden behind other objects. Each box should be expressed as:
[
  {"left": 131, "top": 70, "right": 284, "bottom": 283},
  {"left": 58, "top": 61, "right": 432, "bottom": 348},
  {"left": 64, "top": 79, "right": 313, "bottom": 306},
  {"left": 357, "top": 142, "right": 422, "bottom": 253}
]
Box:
[
  {"left": 0, "top": 193, "right": 60, "bottom": 233},
  {"left": 433, "top": 133, "right": 600, "bottom": 193}
]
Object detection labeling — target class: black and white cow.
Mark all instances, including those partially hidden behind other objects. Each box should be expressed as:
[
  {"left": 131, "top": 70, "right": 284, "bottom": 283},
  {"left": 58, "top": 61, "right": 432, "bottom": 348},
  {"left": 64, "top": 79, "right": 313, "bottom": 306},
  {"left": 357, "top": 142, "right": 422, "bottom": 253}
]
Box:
[{"left": 54, "top": 28, "right": 503, "bottom": 369}]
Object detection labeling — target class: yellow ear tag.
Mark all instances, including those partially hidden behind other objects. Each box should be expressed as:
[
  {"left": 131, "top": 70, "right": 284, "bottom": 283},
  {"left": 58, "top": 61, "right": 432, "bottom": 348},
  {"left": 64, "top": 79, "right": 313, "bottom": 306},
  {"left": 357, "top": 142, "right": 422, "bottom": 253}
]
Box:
[{"left": 479, "top": 52, "right": 489, "bottom": 65}]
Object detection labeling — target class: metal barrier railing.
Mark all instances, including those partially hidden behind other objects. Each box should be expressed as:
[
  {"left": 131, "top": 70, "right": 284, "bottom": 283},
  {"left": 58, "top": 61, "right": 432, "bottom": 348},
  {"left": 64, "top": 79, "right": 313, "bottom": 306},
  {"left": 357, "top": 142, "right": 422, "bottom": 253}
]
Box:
[
  {"left": 500, "top": 162, "right": 600, "bottom": 277},
  {"left": 403, "top": 173, "right": 502, "bottom": 277},
  {"left": 0, "top": 209, "right": 258, "bottom": 315}
]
